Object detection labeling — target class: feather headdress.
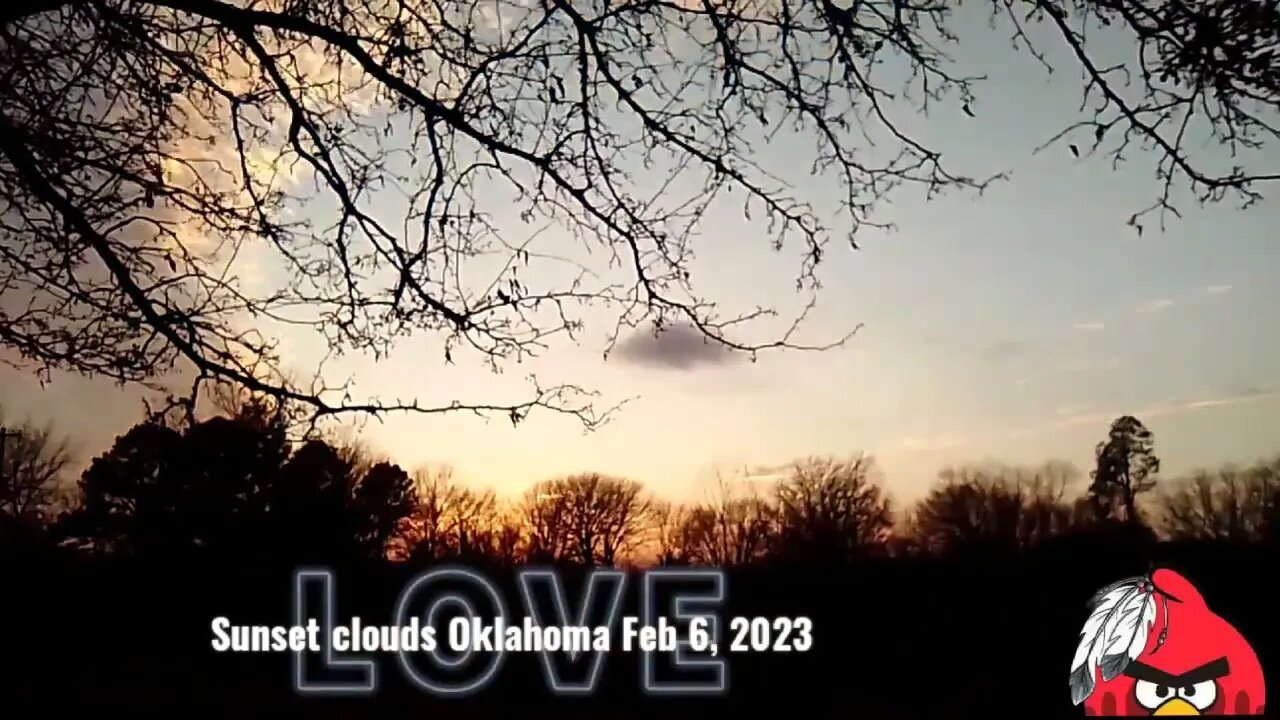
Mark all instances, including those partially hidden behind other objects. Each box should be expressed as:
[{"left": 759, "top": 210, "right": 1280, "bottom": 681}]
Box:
[{"left": 1069, "top": 575, "right": 1169, "bottom": 706}]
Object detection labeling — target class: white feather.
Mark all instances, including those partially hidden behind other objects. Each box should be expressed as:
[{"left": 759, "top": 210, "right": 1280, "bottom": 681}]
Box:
[
  {"left": 1098, "top": 589, "right": 1157, "bottom": 680},
  {"left": 1069, "top": 578, "right": 1146, "bottom": 705},
  {"left": 1070, "top": 583, "right": 1131, "bottom": 669}
]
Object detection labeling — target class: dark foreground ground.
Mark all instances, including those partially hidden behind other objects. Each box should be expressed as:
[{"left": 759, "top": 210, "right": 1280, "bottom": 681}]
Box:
[{"left": 2, "top": 535, "right": 1276, "bottom": 718}]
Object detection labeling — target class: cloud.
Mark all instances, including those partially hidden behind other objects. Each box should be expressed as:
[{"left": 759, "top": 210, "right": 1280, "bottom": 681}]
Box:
[
  {"left": 1073, "top": 321, "right": 1106, "bottom": 331},
  {"left": 1182, "top": 386, "right": 1274, "bottom": 409},
  {"left": 897, "top": 433, "right": 964, "bottom": 451},
  {"left": 612, "top": 323, "right": 737, "bottom": 370},
  {"left": 1136, "top": 298, "right": 1177, "bottom": 313},
  {"left": 1056, "top": 359, "right": 1091, "bottom": 372},
  {"left": 978, "top": 339, "right": 1034, "bottom": 363},
  {"left": 1002, "top": 426, "right": 1038, "bottom": 440},
  {"left": 1053, "top": 387, "right": 1280, "bottom": 429},
  {"left": 1055, "top": 357, "right": 1121, "bottom": 373},
  {"left": 743, "top": 463, "right": 792, "bottom": 482},
  {"left": 1202, "top": 284, "right": 1233, "bottom": 296},
  {"left": 1054, "top": 403, "right": 1088, "bottom": 417}
]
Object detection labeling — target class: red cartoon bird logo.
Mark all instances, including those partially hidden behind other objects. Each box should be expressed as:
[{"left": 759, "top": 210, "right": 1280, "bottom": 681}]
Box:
[{"left": 1069, "top": 568, "right": 1265, "bottom": 715}]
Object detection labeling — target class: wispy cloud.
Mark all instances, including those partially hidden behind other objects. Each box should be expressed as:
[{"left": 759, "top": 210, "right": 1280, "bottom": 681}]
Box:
[
  {"left": 1002, "top": 427, "right": 1038, "bottom": 440},
  {"left": 1182, "top": 386, "right": 1273, "bottom": 409},
  {"left": 1055, "top": 357, "right": 1121, "bottom": 373},
  {"left": 888, "top": 386, "right": 1271, "bottom": 454},
  {"left": 1054, "top": 409, "right": 1123, "bottom": 428},
  {"left": 1054, "top": 403, "right": 1088, "bottom": 417},
  {"left": 1073, "top": 321, "right": 1105, "bottom": 331},
  {"left": 1136, "top": 298, "right": 1177, "bottom": 313},
  {"left": 742, "top": 463, "right": 791, "bottom": 482},
  {"left": 1202, "top": 284, "right": 1233, "bottom": 296},
  {"left": 898, "top": 433, "right": 964, "bottom": 451},
  {"left": 1053, "top": 387, "right": 1280, "bottom": 429}
]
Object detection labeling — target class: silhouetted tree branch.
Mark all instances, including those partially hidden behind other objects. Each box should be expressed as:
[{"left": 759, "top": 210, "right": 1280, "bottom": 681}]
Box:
[
  {"left": 520, "top": 473, "right": 649, "bottom": 565},
  {"left": 5, "top": 0, "right": 1271, "bottom": 430},
  {"left": 771, "top": 454, "right": 893, "bottom": 561},
  {"left": 676, "top": 476, "right": 777, "bottom": 567},
  {"left": 909, "top": 461, "right": 1076, "bottom": 554},
  {"left": 1016, "top": 0, "right": 1279, "bottom": 231},
  {"left": 59, "top": 412, "right": 414, "bottom": 558},
  {"left": 649, "top": 499, "right": 692, "bottom": 565},
  {"left": 401, "top": 466, "right": 511, "bottom": 562},
  {"left": 0, "top": 408, "right": 74, "bottom": 529},
  {"left": 351, "top": 459, "right": 414, "bottom": 555},
  {"left": 1089, "top": 415, "right": 1160, "bottom": 524},
  {"left": 26, "top": 396, "right": 1280, "bottom": 573},
  {"left": 1159, "top": 459, "right": 1279, "bottom": 541}
]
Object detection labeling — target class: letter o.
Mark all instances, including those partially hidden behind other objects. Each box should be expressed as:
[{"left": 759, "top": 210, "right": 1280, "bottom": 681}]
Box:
[
  {"left": 449, "top": 616, "right": 471, "bottom": 652},
  {"left": 392, "top": 566, "right": 509, "bottom": 695}
]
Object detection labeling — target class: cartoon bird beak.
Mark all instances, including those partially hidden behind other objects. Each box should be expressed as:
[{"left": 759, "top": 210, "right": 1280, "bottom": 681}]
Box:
[{"left": 1153, "top": 698, "right": 1200, "bottom": 715}]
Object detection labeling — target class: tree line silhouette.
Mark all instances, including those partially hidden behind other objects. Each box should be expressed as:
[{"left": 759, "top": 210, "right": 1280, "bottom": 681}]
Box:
[
  {"left": 2, "top": 394, "right": 1280, "bottom": 563},
  {"left": 3, "top": 398, "right": 1279, "bottom": 716},
  {"left": 3, "top": 398, "right": 1280, "bottom": 566}
]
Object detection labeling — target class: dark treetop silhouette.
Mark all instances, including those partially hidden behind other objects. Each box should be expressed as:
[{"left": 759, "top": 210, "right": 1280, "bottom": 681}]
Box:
[{"left": 2, "top": 401, "right": 1278, "bottom": 715}]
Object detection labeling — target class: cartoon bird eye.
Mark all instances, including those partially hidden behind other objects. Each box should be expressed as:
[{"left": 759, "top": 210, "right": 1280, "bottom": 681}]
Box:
[
  {"left": 1134, "top": 680, "right": 1173, "bottom": 709},
  {"left": 1177, "top": 680, "right": 1218, "bottom": 710}
]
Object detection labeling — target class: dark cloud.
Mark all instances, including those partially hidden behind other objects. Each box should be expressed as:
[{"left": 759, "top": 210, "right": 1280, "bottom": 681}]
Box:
[
  {"left": 1225, "top": 384, "right": 1275, "bottom": 400},
  {"left": 977, "top": 339, "right": 1035, "bottom": 363},
  {"left": 612, "top": 323, "right": 737, "bottom": 370}
]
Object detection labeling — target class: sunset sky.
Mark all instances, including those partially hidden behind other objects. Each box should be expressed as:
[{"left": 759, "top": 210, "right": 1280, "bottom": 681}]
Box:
[{"left": 2, "top": 7, "right": 1277, "bottom": 506}]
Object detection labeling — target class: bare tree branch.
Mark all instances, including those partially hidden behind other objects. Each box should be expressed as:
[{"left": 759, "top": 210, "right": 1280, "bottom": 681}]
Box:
[
  {"left": 2, "top": 0, "right": 1272, "bottom": 428},
  {"left": 0, "top": 407, "right": 75, "bottom": 525}
]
